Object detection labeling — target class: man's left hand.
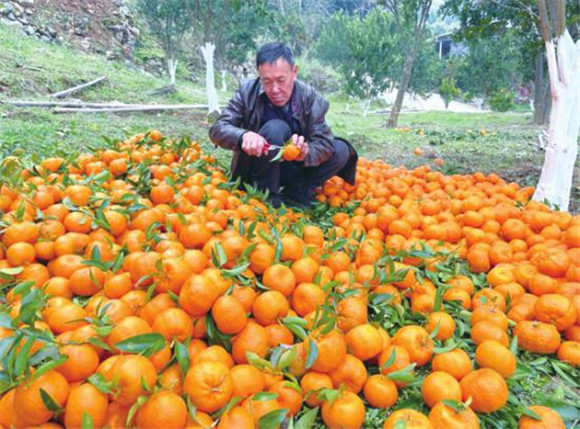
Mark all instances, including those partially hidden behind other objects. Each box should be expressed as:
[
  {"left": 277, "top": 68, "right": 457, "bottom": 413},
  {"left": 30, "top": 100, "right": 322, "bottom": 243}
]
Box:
[{"left": 292, "top": 134, "right": 309, "bottom": 161}]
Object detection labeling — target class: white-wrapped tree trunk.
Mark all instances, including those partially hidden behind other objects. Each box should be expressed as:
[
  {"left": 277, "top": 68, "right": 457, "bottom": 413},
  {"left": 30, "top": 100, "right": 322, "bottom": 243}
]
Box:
[
  {"left": 221, "top": 70, "right": 227, "bottom": 92},
  {"left": 167, "top": 59, "right": 178, "bottom": 86},
  {"left": 200, "top": 42, "right": 220, "bottom": 114},
  {"left": 533, "top": 29, "right": 580, "bottom": 211}
]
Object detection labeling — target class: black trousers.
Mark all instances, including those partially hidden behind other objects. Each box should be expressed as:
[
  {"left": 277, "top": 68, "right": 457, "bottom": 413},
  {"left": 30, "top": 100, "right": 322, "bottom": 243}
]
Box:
[{"left": 245, "top": 119, "right": 350, "bottom": 207}]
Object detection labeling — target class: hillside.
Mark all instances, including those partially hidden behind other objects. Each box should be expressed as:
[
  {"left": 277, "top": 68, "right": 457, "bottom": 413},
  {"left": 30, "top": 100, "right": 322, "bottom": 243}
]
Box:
[{"left": 0, "top": 22, "right": 216, "bottom": 159}]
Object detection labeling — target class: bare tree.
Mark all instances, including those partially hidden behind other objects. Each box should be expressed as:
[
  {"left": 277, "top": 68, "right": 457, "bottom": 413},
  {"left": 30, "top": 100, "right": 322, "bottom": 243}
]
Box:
[
  {"left": 136, "top": 0, "right": 191, "bottom": 86},
  {"left": 382, "top": 0, "right": 434, "bottom": 128},
  {"left": 533, "top": 0, "right": 579, "bottom": 210}
]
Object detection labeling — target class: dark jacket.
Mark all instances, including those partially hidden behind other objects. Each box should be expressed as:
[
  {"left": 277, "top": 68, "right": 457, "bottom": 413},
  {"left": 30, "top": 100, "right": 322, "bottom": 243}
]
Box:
[{"left": 209, "top": 78, "right": 357, "bottom": 185}]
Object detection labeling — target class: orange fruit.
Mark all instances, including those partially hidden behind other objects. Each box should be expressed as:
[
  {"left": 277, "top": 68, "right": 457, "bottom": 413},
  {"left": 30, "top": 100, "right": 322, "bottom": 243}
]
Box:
[
  {"left": 64, "top": 382, "right": 108, "bottom": 429},
  {"left": 211, "top": 295, "right": 248, "bottom": 335},
  {"left": 460, "top": 368, "right": 508, "bottom": 413},
  {"left": 428, "top": 402, "right": 480, "bottom": 429},
  {"left": 109, "top": 355, "right": 157, "bottom": 406},
  {"left": 135, "top": 391, "right": 188, "bottom": 429},
  {"left": 321, "top": 390, "right": 366, "bottom": 429},
  {"left": 421, "top": 371, "right": 462, "bottom": 408},
  {"left": 363, "top": 374, "right": 398, "bottom": 409},
  {"left": 13, "top": 370, "right": 70, "bottom": 425},
  {"left": 519, "top": 405, "right": 565, "bottom": 429},
  {"left": 383, "top": 409, "right": 433, "bottom": 429},
  {"left": 183, "top": 361, "right": 233, "bottom": 413},
  {"left": 300, "top": 371, "right": 333, "bottom": 407}
]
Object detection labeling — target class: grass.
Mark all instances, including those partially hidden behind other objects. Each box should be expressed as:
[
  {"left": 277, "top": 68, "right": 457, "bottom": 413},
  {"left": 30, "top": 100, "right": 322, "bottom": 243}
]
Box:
[{"left": 1, "top": 22, "right": 578, "bottom": 211}]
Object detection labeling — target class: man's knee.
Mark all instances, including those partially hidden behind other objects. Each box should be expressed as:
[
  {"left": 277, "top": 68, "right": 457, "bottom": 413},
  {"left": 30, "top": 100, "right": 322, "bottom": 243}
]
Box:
[
  {"left": 258, "top": 119, "right": 292, "bottom": 146},
  {"left": 330, "top": 139, "right": 350, "bottom": 172}
]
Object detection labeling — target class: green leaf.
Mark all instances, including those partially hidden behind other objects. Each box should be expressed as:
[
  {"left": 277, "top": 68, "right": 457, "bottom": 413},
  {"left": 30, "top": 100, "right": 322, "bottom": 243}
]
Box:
[
  {"left": 29, "top": 343, "right": 60, "bottom": 366},
  {"left": 29, "top": 355, "right": 68, "bottom": 383},
  {"left": 520, "top": 407, "right": 542, "bottom": 420},
  {"left": 442, "top": 399, "right": 464, "bottom": 412},
  {"left": 14, "top": 334, "right": 38, "bottom": 377},
  {"left": 269, "top": 146, "right": 285, "bottom": 163},
  {"left": 114, "top": 333, "right": 165, "bottom": 356},
  {"left": 175, "top": 340, "right": 191, "bottom": 377},
  {"left": 12, "top": 280, "right": 35, "bottom": 298},
  {"left": 213, "top": 395, "right": 243, "bottom": 419},
  {"left": 214, "top": 241, "right": 228, "bottom": 267},
  {"left": 305, "top": 339, "right": 318, "bottom": 369},
  {"left": 294, "top": 407, "right": 319, "bottom": 429},
  {"left": 88, "top": 337, "right": 112, "bottom": 352},
  {"left": 0, "top": 312, "right": 12, "bottom": 328},
  {"left": 381, "top": 348, "right": 397, "bottom": 369},
  {"left": 253, "top": 392, "right": 279, "bottom": 401},
  {"left": 393, "top": 419, "right": 406, "bottom": 429},
  {"left": 0, "top": 266, "right": 24, "bottom": 279},
  {"left": 246, "top": 352, "right": 273, "bottom": 371},
  {"left": 15, "top": 287, "right": 45, "bottom": 326},
  {"left": 276, "top": 346, "right": 298, "bottom": 370},
  {"left": 140, "top": 374, "right": 153, "bottom": 393},
  {"left": 258, "top": 408, "right": 288, "bottom": 429},
  {"left": 40, "top": 388, "right": 64, "bottom": 414},
  {"left": 369, "top": 293, "right": 394, "bottom": 306},
  {"left": 387, "top": 363, "right": 416, "bottom": 384},
  {"left": 429, "top": 320, "right": 441, "bottom": 339},
  {"left": 510, "top": 335, "right": 518, "bottom": 355},
  {"left": 550, "top": 361, "right": 579, "bottom": 388},
  {"left": 126, "top": 395, "right": 148, "bottom": 427},
  {"left": 281, "top": 317, "right": 309, "bottom": 327},
  {"left": 433, "top": 340, "right": 460, "bottom": 354},
  {"left": 88, "top": 373, "right": 115, "bottom": 394},
  {"left": 82, "top": 412, "right": 94, "bottom": 429}
]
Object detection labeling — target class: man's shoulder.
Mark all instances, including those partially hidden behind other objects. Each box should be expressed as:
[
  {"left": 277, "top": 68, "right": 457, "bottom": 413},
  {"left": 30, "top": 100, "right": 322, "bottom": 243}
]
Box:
[
  {"left": 295, "top": 79, "right": 326, "bottom": 104},
  {"left": 295, "top": 79, "right": 315, "bottom": 97},
  {"left": 238, "top": 77, "right": 261, "bottom": 94}
]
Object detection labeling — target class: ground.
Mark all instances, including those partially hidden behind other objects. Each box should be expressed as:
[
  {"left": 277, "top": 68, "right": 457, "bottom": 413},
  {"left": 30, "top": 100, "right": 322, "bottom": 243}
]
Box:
[{"left": 0, "top": 23, "right": 578, "bottom": 211}]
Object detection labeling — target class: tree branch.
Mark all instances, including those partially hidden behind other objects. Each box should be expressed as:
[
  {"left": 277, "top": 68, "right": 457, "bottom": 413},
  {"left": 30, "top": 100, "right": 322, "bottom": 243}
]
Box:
[{"left": 537, "top": 0, "right": 552, "bottom": 41}]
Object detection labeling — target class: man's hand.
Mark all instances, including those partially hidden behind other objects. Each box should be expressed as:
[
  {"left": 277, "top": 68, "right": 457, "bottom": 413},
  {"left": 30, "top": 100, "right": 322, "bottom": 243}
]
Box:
[
  {"left": 241, "top": 131, "right": 268, "bottom": 157},
  {"left": 292, "top": 134, "right": 309, "bottom": 161}
]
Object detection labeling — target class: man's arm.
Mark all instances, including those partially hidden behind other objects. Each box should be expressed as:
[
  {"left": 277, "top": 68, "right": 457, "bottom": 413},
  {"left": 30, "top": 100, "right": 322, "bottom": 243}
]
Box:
[
  {"left": 208, "top": 86, "right": 247, "bottom": 151},
  {"left": 303, "top": 92, "right": 335, "bottom": 168}
]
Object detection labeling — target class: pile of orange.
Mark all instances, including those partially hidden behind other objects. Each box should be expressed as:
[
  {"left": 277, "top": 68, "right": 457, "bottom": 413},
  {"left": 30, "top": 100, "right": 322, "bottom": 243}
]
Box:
[{"left": 0, "top": 131, "right": 577, "bottom": 429}]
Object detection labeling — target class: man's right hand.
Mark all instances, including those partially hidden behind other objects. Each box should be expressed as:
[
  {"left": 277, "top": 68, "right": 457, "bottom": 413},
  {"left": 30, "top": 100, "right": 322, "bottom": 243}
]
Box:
[{"left": 241, "top": 131, "right": 268, "bottom": 157}]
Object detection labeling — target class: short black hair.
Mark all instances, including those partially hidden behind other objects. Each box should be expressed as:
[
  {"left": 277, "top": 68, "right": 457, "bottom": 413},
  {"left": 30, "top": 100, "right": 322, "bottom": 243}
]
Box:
[{"left": 256, "top": 42, "right": 294, "bottom": 68}]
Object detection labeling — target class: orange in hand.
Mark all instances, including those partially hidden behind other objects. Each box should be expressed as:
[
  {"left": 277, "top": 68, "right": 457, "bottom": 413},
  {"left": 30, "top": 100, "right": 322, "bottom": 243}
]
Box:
[{"left": 283, "top": 142, "right": 301, "bottom": 161}]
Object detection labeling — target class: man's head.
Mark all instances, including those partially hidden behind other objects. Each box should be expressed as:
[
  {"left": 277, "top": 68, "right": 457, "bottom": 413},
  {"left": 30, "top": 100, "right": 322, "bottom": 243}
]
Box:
[{"left": 256, "top": 42, "right": 298, "bottom": 107}]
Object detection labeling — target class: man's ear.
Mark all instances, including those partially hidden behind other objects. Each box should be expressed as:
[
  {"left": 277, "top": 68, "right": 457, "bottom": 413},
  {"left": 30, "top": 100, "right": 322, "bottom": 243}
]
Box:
[{"left": 292, "top": 64, "right": 298, "bottom": 76}]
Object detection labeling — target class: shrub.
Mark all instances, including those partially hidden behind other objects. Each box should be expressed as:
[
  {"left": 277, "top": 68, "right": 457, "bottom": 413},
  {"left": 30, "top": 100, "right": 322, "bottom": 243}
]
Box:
[
  {"left": 489, "top": 90, "right": 515, "bottom": 112},
  {"left": 440, "top": 76, "right": 460, "bottom": 108}
]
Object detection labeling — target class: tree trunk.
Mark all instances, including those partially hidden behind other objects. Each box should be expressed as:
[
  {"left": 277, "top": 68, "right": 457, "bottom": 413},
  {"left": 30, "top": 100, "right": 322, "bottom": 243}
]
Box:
[
  {"left": 533, "top": 30, "right": 580, "bottom": 211},
  {"left": 201, "top": 42, "right": 220, "bottom": 114},
  {"left": 386, "top": 1, "right": 432, "bottom": 128},
  {"left": 221, "top": 70, "right": 227, "bottom": 92},
  {"left": 533, "top": 49, "right": 545, "bottom": 124},
  {"left": 167, "top": 58, "right": 178, "bottom": 86},
  {"left": 387, "top": 50, "right": 417, "bottom": 128},
  {"left": 541, "top": 86, "right": 552, "bottom": 125}
]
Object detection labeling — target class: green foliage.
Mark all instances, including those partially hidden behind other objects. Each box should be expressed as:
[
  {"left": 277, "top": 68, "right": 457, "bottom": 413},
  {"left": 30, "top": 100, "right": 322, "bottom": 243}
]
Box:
[
  {"left": 135, "top": 0, "right": 191, "bottom": 59},
  {"left": 489, "top": 89, "right": 516, "bottom": 112},
  {"left": 439, "top": 76, "right": 460, "bottom": 108},
  {"left": 453, "top": 33, "right": 525, "bottom": 98},
  {"left": 316, "top": 9, "right": 439, "bottom": 102},
  {"left": 296, "top": 57, "right": 343, "bottom": 93}
]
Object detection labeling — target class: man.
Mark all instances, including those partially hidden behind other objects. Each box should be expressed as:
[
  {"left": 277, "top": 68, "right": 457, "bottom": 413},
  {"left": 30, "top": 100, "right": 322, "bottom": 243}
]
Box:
[{"left": 209, "top": 42, "right": 357, "bottom": 208}]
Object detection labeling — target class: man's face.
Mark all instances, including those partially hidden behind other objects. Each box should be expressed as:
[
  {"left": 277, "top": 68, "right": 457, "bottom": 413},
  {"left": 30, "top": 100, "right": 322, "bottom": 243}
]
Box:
[{"left": 258, "top": 58, "right": 298, "bottom": 107}]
